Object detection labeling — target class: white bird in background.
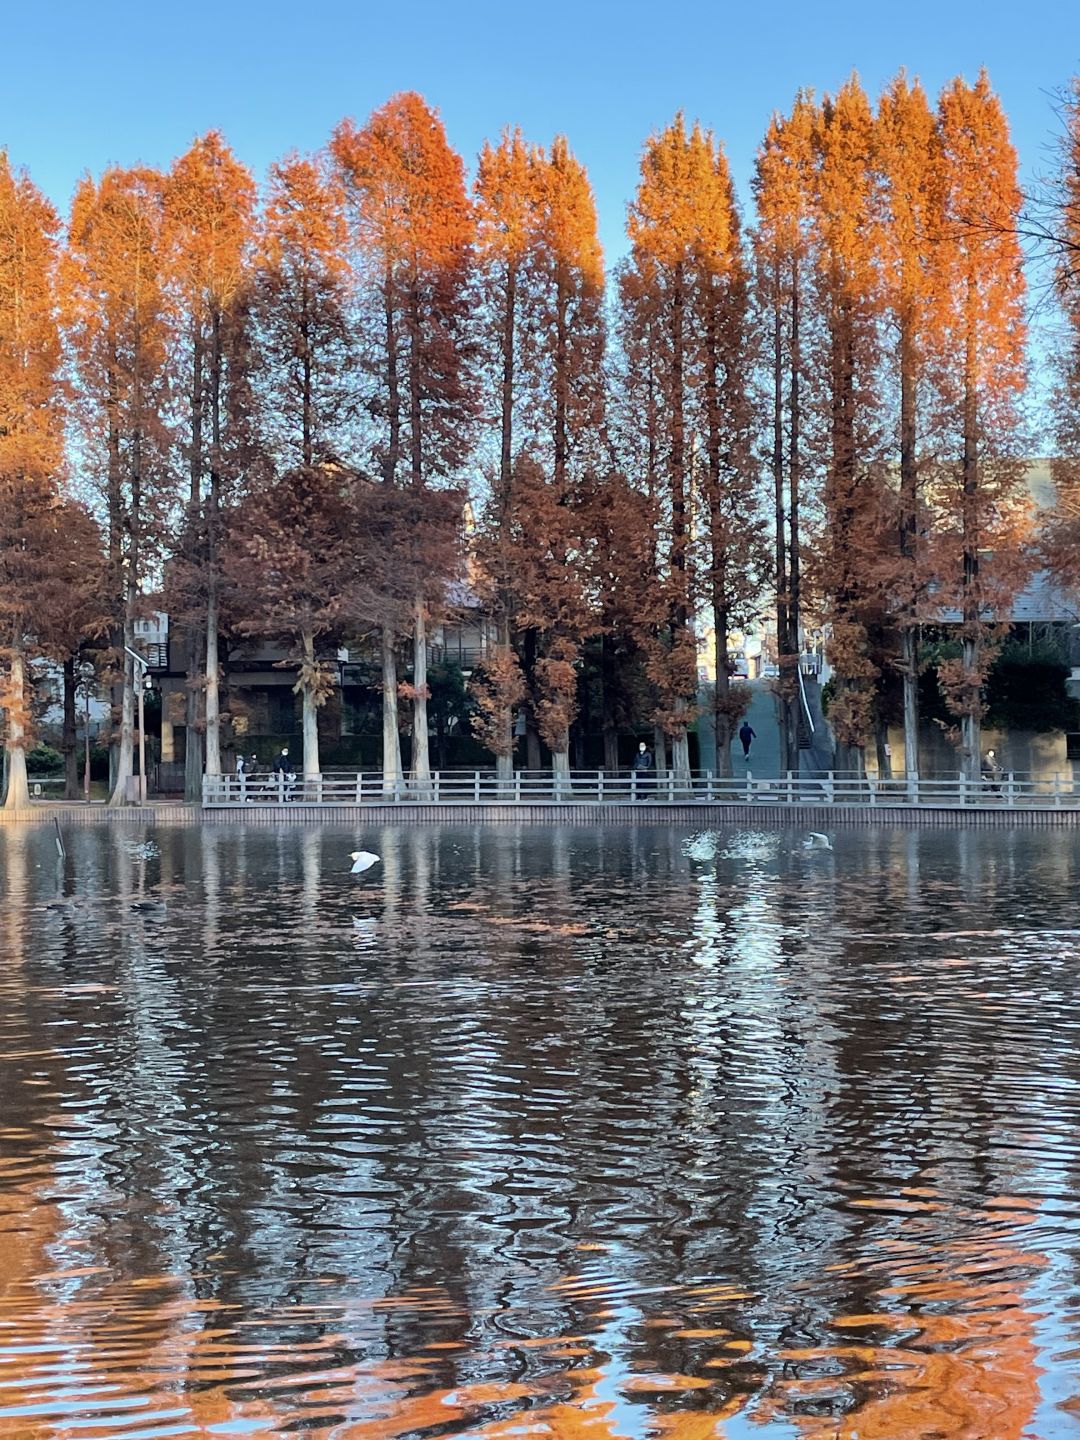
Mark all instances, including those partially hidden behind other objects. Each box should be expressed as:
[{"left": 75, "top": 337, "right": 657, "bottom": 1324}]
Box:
[
  {"left": 350, "top": 850, "right": 381, "bottom": 874},
  {"left": 804, "top": 832, "right": 833, "bottom": 851}
]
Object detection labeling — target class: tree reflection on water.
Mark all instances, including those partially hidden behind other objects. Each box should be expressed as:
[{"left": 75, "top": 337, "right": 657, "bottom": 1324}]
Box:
[{"left": 0, "top": 822, "right": 1077, "bottom": 1437}]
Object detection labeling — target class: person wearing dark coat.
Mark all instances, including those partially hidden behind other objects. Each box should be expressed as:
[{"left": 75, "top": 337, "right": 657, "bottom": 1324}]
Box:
[
  {"left": 738, "top": 721, "right": 756, "bottom": 759},
  {"left": 631, "top": 740, "right": 654, "bottom": 798}
]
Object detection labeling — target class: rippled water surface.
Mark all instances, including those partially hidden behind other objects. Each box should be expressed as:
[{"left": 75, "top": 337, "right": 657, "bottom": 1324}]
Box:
[{"left": 3, "top": 822, "right": 1080, "bottom": 1438}]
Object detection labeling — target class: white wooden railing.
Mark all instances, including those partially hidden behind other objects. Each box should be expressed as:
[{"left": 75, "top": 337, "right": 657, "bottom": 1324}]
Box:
[{"left": 201, "top": 768, "right": 1080, "bottom": 809}]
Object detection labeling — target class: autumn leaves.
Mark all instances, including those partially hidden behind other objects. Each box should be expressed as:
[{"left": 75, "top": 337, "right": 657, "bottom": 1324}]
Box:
[
  {"left": 0, "top": 71, "right": 1076, "bottom": 801},
  {"left": 756, "top": 72, "right": 1029, "bottom": 780}
]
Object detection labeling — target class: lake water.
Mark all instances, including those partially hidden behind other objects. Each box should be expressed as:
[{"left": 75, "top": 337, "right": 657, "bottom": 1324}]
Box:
[{"left": 2, "top": 821, "right": 1080, "bottom": 1439}]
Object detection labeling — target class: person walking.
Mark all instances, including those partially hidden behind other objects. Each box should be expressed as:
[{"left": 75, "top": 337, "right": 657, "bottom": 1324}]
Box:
[
  {"left": 738, "top": 721, "right": 756, "bottom": 759},
  {"left": 631, "top": 739, "right": 654, "bottom": 799}
]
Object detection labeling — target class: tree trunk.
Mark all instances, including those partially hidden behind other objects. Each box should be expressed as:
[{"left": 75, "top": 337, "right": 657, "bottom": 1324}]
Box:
[
  {"left": 787, "top": 260, "right": 803, "bottom": 776},
  {"left": 184, "top": 645, "right": 204, "bottom": 802},
  {"left": 4, "top": 649, "right": 31, "bottom": 810},
  {"left": 671, "top": 702, "right": 691, "bottom": 785},
  {"left": 108, "top": 618, "right": 135, "bottom": 807},
  {"left": 62, "top": 656, "right": 79, "bottom": 800},
  {"left": 495, "top": 614, "right": 515, "bottom": 787},
  {"left": 713, "top": 600, "right": 732, "bottom": 779},
  {"left": 525, "top": 721, "right": 541, "bottom": 772},
  {"left": 961, "top": 305, "right": 982, "bottom": 783},
  {"left": 300, "top": 623, "right": 321, "bottom": 777},
  {"left": 381, "top": 630, "right": 402, "bottom": 794},
  {"left": 411, "top": 599, "right": 432, "bottom": 793},
  {"left": 205, "top": 590, "right": 221, "bottom": 777},
  {"left": 205, "top": 308, "right": 224, "bottom": 778},
  {"left": 551, "top": 736, "right": 571, "bottom": 789},
  {"left": 601, "top": 633, "right": 619, "bottom": 773},
  {"left": 495, "top": 263, "right": 517, "bottom": 786},
  {"left": 875, "top": 719, "right": 892, "bottom": 780},
  {"left": 771, "top": 257, "right": 792, "bottom": 775},
  {"left": 898, "top": 305, "right": 920, "bottom": 789},
  {"left": 653, "top": 724, "right": 668, "bottom": 777},
  {"left": 523, "top": 628, "right": 542, "bottom": 771},
  {"left": 901, "top": 626, "right": 919, "bottom": 784}
]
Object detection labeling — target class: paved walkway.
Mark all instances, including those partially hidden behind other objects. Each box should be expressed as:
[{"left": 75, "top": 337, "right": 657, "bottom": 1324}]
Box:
[{"left": 698, "top": 680, "right": 785, "bottom": 777}]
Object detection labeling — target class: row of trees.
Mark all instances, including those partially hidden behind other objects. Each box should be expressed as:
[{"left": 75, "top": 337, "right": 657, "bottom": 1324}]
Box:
[{"left": 2, "top": 72, "right": 1079, "bottom": 806}]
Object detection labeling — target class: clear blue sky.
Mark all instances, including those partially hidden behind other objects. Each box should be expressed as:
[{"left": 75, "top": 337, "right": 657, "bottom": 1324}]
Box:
[{"left": 2, "top": 0, "right": 1076, "bottom": 263}]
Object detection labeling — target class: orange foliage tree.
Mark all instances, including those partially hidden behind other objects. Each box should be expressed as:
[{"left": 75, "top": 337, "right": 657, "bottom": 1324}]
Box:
[
  {"left": 165, "top": 131, "right": 257, "bottom": 794},
  {"left": 810, "top": 76, "right": 888, "bottom": 775},
  {"left": 63, "top": 165, "right": 175, "bottom": 806},
  {"left": 753, "top": 92, "right": 818, "bottom": 773},
  {"left": 523, "top": 136, "right": 605, "bottom": 779},
  {"left": 932, "top": 72, "right": 1028, "bottom": 780},
  {"left": 875, "top": 73, "right": 945, "bottom": 782},
  {"left": 331, "top": 93, "right": 475, "bottom": 794},
  {"left": 469, "top": 128, "right": 542, "bottom": 782},
  {"left": 622, "top": 115, "right": 766, "bottom": 778},
  {"left": 0, "top": 154, "right": 67, "bottom": 807}
]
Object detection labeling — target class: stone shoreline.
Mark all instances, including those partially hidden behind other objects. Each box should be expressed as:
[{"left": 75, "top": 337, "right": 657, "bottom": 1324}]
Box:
[{"left": 3, "top": 802, "right": 1080, "bottom": 827}]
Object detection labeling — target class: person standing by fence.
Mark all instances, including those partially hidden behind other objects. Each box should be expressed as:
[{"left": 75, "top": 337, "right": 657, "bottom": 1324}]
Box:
[{"left": 632, "top": 740, "right": 654, "bottom": 799}]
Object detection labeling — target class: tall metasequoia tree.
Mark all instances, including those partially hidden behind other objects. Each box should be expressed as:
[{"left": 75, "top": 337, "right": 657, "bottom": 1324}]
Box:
[
  {"left": 753, "top": 93, "right": 818, "bottom": 775},
  {"left": 811, "top": 76, "right": 886, "bottom": 775},
  {"left": 166, "top": 132, "right": 257, "bottom": 796},
  {"left": 471, "top": 128, "right": 542, "bottom": 782},
  {"left": 0, "top": 154, "right": 66, "bottom": 807},
  {"left": 331, "top": 92, "right": 476, "bottom": 795},
  {"left": 1044, "top": 82, "right": 1080, "bottom": 585},
  {"left": 875, "top": 74, "right": 943, "bottom": 784},
  {"left": 613, "top": 249, "right": 676, "bottom": 770},
  {"left": 693, "top": 150, "right": 768, "bottom": 776},
  {"left": 934, "top": 72, "right": 1027, "bottom": 781},
  {"left": 623, "top": 116, "right": 764, "bottom": 778},
  {"left": 527, "top": 135, "right": 606, "bottom": 779},
  {"left": 63, "top": 165, "right": 173, "bottom": 807},
  {"left": 624, "top": 116, "right": 703, "bottom": 782}
]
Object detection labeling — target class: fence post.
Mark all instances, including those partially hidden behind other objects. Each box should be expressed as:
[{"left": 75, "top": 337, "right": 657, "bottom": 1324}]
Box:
[
  {"left": 1054, "top": 774, "right": 1062, "bottom": 809},
  {"left": 745, "top": 768, "right": 753, "bottom": 803},
  {"left": 668, "top": 770, "right": 675, "bottom": 803},
  {"left": 514, "top": 770, "right": 521, "bottom": 804},
  {"left": 911, "top": 770, "right": 919, "bottom": 807},
  {"left": 868, "top": 776, "right": 876, "bottom": 808},
  {"left": 786, "top": 769, "right": 794, "bottom": 805},
  {"left": 959, "top": 771, "right": 966, "bottom": 808},
  {"left": 1007, "top": 771, "right": 1015, "bottom": 808},
  {"left": 825, "top": 771, "right": 835, "bottom": 805},
  {"left": 394, "top": 777, "right": 402, "bottom": 804},
  {"left": 474, "top": 770, "right": 481, "bottom": 803},
  {"left": 433, "top": 770, "right": 441, "bottom": 803},
  {"left": 355, "top": 771, "right": 363, "bottom": 803},
  {"left": 278, "top": 772, "right": 285, "bottom": 805},
  {"left": 598, "top": 768, "right": 605, "bottom": 803},
  {"left": 707, "top": 769, "right": 715, "bottom": 802}
]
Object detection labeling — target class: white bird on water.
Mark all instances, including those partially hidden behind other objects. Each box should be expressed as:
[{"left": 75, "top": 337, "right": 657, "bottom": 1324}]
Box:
[
  {"left": 804, "top": 832, "right": 833, "bottom": 851},
  {"left": 350, "top": 850, "right": 381, "bottom": 874}
]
